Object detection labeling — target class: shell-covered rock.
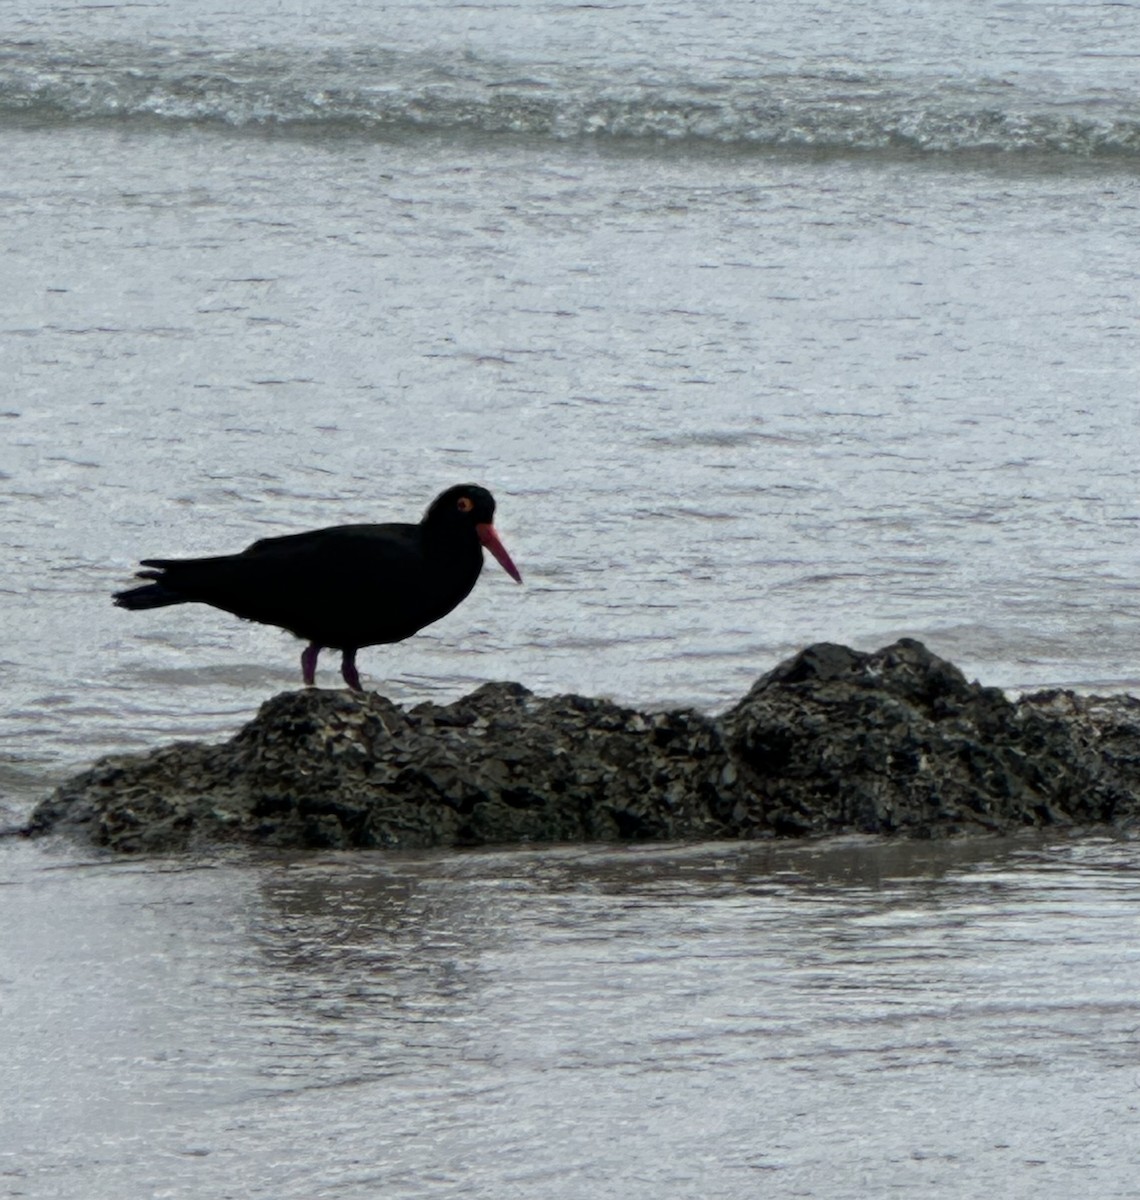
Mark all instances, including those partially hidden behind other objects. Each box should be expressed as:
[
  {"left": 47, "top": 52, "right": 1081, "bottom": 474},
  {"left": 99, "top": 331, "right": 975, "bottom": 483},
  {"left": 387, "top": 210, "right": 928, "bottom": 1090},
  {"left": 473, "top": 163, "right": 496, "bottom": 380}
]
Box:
[
  {"left": 725, "top": 639, "right": 1134, "bottom": 836},
  {"left": 26, "top": 640, "right": 1140, "bottom": 851},
  {"left": 29, "top": 682, "right": 734, "bottom": 852}
]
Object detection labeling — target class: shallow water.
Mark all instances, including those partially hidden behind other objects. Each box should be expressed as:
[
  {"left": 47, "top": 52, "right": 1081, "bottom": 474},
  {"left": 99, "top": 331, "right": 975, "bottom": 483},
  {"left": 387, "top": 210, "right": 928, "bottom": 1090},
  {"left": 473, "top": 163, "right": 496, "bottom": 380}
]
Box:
[{"left": 3, "top": 832, "right": 1139, "bottom": 1199}]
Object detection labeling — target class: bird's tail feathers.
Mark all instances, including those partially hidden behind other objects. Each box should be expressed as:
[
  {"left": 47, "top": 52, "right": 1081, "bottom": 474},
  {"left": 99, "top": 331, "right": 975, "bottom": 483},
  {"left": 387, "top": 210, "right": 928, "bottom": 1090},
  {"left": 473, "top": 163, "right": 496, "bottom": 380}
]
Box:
[{"left": 113, "top": 570, "right": 187, "bottom": 610}]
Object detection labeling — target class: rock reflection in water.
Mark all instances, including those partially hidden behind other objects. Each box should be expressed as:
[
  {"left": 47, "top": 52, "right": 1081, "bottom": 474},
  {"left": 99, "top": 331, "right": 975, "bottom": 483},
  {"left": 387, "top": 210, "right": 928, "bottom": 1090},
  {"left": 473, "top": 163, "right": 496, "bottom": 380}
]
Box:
[{"left": 3, "top": 834, "right": 1138, "bottom": 1198}]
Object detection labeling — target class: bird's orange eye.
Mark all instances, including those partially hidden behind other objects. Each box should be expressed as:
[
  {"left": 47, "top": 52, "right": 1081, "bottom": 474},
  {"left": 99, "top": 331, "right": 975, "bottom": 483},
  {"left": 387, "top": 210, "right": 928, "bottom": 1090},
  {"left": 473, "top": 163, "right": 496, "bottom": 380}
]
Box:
[{"left": 456, "top": 496, "right": 474, "bottom": 514}]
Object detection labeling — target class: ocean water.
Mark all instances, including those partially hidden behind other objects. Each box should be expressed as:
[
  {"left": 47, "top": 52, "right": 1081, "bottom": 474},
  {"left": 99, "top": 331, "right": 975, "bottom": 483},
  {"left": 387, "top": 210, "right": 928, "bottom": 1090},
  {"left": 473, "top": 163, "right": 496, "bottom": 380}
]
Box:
[
  {"left": 2, "top": 5, "right": 1140, "bottom": 1197},
  {"left": 2, "top": 0, "right": 1140, "bottom": 787}
]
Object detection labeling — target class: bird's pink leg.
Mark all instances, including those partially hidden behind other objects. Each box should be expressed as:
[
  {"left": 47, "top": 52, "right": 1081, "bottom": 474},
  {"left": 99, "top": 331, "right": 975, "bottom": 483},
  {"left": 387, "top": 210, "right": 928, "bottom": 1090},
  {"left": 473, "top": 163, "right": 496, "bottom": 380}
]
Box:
[
  {"left": 301, "top": 643, "right": 322, "bottom": 687},
  {"left": 341, "top": 648, "right": 363, "bottom": 693}
]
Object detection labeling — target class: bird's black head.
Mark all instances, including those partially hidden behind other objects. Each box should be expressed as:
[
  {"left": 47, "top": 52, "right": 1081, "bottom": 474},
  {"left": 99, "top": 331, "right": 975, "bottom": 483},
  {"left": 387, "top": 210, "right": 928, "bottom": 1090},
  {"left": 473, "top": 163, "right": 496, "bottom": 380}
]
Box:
[
  {"left": 424, "top": 484, "right": 497, "bottom": 528},
  {"left": 423, "top": 484, "right": 521, "bottom": 583}
]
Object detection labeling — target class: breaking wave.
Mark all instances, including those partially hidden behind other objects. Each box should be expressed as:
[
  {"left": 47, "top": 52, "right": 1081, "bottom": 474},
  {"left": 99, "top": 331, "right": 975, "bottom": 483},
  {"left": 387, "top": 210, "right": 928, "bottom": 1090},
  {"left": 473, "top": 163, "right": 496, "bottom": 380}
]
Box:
[{"left": 3, "top": 38, "right": 1140, "bottom": 158}]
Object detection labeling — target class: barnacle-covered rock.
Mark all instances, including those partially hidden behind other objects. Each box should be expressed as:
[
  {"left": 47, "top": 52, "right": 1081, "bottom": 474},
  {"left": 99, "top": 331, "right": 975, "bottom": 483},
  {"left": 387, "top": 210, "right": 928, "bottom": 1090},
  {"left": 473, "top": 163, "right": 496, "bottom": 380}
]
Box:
[{"left": 27, "top": 640, "right": 1140, "bottom": 852}]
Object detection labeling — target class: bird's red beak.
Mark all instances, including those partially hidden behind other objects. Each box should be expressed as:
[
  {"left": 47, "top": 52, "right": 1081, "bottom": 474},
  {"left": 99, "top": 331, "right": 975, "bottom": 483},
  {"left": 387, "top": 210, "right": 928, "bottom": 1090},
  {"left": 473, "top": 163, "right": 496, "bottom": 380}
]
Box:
[{"left": 476, "top": 523, "right": 522, "bottom": 583}]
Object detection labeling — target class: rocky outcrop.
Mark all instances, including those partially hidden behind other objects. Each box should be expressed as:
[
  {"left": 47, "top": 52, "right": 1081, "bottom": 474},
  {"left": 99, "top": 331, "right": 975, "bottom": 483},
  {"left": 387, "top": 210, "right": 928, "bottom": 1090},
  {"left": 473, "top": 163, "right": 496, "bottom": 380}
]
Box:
[
  {"left": 725, "top": 640, "right": 1140, "bottom": 836},
  {"left": 28, "top": 683, "right": 733, "bottom": 853},
  {"left": 27, "top": 639, "right": 1140, "bottom": 852}
]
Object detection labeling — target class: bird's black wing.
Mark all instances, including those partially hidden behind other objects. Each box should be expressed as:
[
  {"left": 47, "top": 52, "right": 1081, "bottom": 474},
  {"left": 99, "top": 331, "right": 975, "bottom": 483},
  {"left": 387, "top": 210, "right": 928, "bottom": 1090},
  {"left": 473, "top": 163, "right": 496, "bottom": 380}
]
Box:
[
  {"left": 238, "top": 522, "right": 411, "bottom": 560},
  {"left": 136, "top": 523, "right": 435, "bottom": 644}
]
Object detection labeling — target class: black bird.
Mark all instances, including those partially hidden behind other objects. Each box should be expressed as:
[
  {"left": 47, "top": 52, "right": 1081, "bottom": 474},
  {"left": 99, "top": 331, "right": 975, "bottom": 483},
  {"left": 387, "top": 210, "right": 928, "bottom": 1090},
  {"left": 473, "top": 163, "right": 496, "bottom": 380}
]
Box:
[{"left": 114, "top": 484, "right": 522, "bottom": 691}]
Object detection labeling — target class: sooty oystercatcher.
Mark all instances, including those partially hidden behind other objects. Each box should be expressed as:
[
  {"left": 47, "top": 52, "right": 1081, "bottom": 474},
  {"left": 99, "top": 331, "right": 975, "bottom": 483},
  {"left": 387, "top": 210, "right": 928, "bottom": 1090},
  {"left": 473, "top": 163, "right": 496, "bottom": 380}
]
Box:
[{"left": 113, "top": 483, "right": 522, "bottom": 691}]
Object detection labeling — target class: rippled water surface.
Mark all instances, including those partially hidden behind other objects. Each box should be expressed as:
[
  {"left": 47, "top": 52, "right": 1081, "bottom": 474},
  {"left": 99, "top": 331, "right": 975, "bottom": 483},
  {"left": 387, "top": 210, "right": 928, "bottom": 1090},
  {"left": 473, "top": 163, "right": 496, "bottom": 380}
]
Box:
[
  {"left": 3, "top": 129, "right": 1140, "bottom": 783},
  {"left": 2, "top": 0, "right": 1140, "bottom": 784},
  {"left": 3, "top": 833, "right": 1139, "bottom": 1198}
]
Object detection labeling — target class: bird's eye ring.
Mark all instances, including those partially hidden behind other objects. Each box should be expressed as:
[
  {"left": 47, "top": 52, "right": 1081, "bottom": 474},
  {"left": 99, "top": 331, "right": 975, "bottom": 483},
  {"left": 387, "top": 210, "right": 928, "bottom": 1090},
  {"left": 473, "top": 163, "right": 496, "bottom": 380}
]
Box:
[{"left": 456, "top": 496, "right": 474, "bottom": 514}]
